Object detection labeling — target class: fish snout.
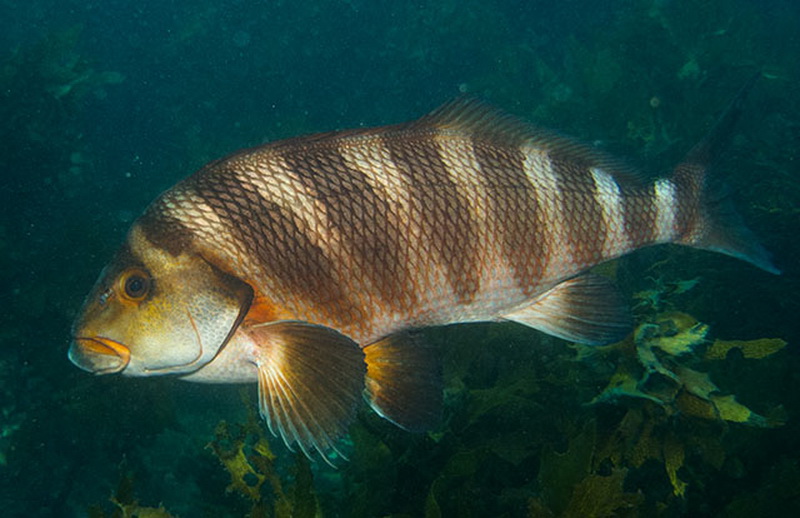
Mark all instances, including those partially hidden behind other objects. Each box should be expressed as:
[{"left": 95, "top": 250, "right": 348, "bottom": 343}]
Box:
[{"left": 69, "top": 337, "right": 130, "bottom": 374}]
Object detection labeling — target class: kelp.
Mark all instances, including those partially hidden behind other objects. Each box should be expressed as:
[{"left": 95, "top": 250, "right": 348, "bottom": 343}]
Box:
[
  {"left": 560, "top": 468, "right": 640, "bottom": 518},
  {"left": 529, "top": 421, "right": 642, "bottom": 517},
  {"left": 88, "top": 467, "right": 178, "bottom": 518},
  {"left": 209, "top": 420, "right": 274, "bottom": 503},
  {"left": 705, "top": 338, "right": 787, "bottom": 360},
  {"left": 590, "top": 311, "right": 785, "bottom": 430},
  {"left": 578, "top": 269, "right": 787, "bottom": 500},
  {"left": 207, "top": 408, "right": 319, "bottom": 518}
]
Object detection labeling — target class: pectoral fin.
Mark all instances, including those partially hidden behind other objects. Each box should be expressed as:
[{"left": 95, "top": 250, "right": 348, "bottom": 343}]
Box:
[
  {"left": 247, "top": 321, "right": 366, "bottom": 464},
  {"left": 364, "top": 332, "right": 442, "bottom": 432},
  {"left": 503, "top": 273, "right": 632, "bottom": 345}
]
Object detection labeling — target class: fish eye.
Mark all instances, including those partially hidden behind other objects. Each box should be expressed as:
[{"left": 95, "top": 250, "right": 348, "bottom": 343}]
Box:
[{"left": 119, "top": 269, "right": 151, "bottom": 302}]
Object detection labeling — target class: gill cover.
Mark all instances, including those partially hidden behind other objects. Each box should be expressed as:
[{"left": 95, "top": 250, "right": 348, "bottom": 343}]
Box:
[{"left": 70, "top": 224, "right": 253, "bottom": 376}]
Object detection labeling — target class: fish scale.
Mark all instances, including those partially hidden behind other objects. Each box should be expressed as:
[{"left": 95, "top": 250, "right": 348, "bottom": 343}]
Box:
[
  {"left": 70, "top": 85, "right": 779, "bottom": 462},
  {"left": 164, "top": 106, "right": 752, "bottom": 339}
]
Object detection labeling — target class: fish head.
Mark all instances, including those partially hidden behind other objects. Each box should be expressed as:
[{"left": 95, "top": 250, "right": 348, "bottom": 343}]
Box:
[{"left": 70, "top": 224, "right": 253, "bottom": 376}]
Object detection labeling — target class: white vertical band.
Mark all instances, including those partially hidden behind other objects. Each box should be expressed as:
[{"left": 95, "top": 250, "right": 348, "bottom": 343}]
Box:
[
  {"left": 590, "top": 167, "right": 631, "bottom": 257},
  {"left": 653, "top": 178, "right": 678, "bottom": 243},
  {"left": 523, "top": 148, "right": 568, "bottom": 280}
]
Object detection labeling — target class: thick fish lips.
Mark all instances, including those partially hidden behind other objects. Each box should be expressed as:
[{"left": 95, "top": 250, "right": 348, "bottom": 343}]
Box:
[{"left": 69, "top": 337, "right": 131, "bottom": 374}]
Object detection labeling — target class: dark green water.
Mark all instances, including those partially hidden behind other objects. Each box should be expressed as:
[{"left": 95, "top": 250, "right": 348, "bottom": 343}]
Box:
[{"left": 1, "top": 0, "right": 798, "bottom": 516}]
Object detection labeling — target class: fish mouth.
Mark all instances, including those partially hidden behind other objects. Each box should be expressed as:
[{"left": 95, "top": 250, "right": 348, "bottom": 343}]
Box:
[{"left": 69, "top": 336, "right": 131, "bottom": 374}]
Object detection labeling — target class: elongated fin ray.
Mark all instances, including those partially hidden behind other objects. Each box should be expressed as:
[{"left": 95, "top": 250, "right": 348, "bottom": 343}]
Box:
[
  {"left": 364, "top": 332, "right": 442, "bottom": 432},
  {"left": 249, "top": 321, "right": 366, "bottom": 465},
  {"left": 503, "top": 273, "right": 632, "bottom": 346}
]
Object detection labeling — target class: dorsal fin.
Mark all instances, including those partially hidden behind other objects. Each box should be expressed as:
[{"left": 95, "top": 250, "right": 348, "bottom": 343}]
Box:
[
  {"left": 407, "top": 97, "right": 647, "bottom": 186},
  {"left": 408, "top": 97, "right": 536, "bottom": 146}
]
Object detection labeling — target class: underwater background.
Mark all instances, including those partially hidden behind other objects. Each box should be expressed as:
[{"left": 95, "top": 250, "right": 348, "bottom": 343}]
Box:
[{"left": 1, "top": 0, "right": 799, "bottom": 516}]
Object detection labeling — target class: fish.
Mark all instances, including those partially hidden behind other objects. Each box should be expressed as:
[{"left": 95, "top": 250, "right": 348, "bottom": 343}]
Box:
[{"left": 70, "top": 79, "right": 778, "bottom": 462}]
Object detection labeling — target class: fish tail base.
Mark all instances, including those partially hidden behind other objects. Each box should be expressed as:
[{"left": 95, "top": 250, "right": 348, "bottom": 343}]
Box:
[
  {"left": 672, "top": 72, "right": 779, "bottom": 275},
  {"left": 680, "top": 175, "right": 779, "bottom": 274}
]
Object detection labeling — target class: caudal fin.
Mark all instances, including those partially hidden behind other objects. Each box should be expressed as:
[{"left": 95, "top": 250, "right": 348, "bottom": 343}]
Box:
[{"left": 673, "top": 73, "right": 780, "bottom": 275}]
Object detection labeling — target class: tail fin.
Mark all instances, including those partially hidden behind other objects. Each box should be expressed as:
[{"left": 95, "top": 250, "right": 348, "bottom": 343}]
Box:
[{"left": 674, "top": 72, "right": 780, "bottom": 275}]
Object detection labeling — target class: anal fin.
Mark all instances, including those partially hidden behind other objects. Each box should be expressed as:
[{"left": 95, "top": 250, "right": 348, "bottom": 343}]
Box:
[
  {"left": 503, "top": 273, "right": 632, "bottom": 345},
  {"left": 247, "top": 321, "right": 366, "bottom": 465},
  {"left": 364, "top": 332, "right": 442, "bottom": 432}
]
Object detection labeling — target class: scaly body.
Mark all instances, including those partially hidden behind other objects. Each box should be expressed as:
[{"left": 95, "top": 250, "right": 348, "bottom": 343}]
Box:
[{"left": 70, "top": 91, "right": 777, "bottom": 461}]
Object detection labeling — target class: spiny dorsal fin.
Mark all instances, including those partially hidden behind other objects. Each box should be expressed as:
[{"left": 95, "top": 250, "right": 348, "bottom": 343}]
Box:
[
  {"left": 502, "top": 273, "right": 633, "bottom": 346},
  {"left": 363, "top": 332, "right": 442, "bottom": 432},
  {"left": 248, "top": 321, "right": 366, "bottom": 466},
  {"left": 408, "top": 97, "right": 647, "bottom": 186}
]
